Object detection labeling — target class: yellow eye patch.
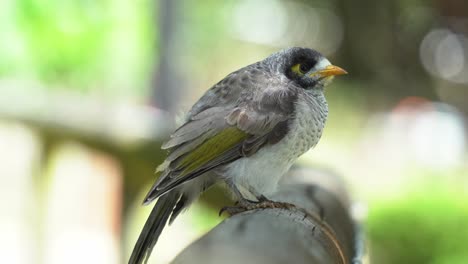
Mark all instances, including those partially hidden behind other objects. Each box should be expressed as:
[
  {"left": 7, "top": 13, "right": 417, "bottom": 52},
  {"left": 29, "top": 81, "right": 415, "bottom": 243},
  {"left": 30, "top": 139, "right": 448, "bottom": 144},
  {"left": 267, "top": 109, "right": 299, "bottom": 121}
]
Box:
[{"left": 291, "top": 63, "right": 305, "bottom": 76}]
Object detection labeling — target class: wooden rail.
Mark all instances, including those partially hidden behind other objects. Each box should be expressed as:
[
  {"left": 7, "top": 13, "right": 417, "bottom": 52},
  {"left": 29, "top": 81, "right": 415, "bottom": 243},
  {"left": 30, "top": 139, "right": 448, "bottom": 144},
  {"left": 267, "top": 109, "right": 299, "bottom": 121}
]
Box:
[{"left": 173, "top": 168, "right": 363, "bottom": 264}]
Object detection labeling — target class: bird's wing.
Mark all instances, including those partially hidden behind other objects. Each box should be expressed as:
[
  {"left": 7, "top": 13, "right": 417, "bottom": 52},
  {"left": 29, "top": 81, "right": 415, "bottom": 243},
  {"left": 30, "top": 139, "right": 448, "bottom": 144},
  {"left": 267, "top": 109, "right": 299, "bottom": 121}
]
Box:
[{"left": 143, "top": 64, "right": 298, "bottom": 203}]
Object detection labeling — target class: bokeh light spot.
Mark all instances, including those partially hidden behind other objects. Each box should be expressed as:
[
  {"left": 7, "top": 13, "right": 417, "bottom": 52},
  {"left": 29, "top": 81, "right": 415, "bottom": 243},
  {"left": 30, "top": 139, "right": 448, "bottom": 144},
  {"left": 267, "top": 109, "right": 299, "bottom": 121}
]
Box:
[{"left": 420, "top": 28, "right": 468, "bottom": 83}]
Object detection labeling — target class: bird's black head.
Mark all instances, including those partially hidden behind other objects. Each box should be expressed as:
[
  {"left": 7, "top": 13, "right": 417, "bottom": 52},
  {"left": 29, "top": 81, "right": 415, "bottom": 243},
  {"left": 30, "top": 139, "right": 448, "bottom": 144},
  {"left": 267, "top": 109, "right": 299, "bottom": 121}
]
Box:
[{"left": 268, "top": 47, "right": 347, "bottom": 90}]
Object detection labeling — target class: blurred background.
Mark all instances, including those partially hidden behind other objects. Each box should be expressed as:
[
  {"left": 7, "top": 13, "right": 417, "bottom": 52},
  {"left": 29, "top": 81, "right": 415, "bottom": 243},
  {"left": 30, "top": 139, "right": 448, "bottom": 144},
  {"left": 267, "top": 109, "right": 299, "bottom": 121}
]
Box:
[{"left": 0, "top": 0, "right": 467, "bottom": 263}]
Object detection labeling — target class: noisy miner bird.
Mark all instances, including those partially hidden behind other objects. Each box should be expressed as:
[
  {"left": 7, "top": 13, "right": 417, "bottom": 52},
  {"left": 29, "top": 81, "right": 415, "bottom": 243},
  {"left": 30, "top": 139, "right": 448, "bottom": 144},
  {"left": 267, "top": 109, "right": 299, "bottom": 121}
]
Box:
[{"left": 129, "top": 47, "right": 347, "bottom": 264}]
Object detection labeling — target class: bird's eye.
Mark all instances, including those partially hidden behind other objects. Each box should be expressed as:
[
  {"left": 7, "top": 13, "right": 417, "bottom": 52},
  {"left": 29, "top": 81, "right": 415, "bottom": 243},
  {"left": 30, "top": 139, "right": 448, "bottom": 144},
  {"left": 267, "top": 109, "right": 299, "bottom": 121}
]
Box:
[
  {"left": 300, "top": 63, "right": 312, "bottom": 72},
  {"left": 291, "top": 63, "right": 313, "bottom": 76}
]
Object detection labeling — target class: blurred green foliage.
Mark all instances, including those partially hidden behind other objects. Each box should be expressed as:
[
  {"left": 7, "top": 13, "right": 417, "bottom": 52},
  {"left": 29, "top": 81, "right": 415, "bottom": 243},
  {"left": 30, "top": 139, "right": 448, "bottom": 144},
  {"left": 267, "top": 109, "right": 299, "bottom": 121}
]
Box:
[
  {"left": 16, "top": 1, "right": 111, "bottom": 85},
  {"left": 1, "top": 0, "right": 155, "bottom": 96},
  {"left": 368, "top": 184, "right": 468, "bottom": 264}
]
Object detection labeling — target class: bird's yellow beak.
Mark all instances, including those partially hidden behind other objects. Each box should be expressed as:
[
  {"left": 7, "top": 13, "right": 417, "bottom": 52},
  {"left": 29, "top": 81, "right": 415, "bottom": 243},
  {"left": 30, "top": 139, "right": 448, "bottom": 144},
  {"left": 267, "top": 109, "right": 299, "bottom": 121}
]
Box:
[{"left": 309, "top": 65, "right": 347, "bottom": 78}]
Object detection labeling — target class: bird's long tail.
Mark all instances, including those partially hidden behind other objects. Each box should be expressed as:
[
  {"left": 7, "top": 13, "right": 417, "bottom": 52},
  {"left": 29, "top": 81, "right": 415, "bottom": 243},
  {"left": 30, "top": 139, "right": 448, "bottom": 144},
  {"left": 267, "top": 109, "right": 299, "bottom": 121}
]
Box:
[{"left": 129, "top": 191, "right": 180, "bottom": 264}]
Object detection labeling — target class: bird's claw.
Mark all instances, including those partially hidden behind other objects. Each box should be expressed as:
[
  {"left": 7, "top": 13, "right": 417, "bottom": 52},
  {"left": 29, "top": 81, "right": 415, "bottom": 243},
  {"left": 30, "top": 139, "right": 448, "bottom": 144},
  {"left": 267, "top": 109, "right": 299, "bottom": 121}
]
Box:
[
  {"left": 219, "top": 205, "right": 248, "bottom": 216},
  {"left": 219, "top": 199, "right": 296, "bottom": 216}
]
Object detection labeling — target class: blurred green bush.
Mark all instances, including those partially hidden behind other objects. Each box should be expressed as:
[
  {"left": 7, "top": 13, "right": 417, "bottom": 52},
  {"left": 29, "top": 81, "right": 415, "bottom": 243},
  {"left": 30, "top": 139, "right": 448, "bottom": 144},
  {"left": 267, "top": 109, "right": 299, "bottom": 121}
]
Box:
[
  {"left": 1, "top": 0, "right": 154, "bottom": 95},
  {"left": 368, "top": 185, "right": 468, "bottom": 264}
]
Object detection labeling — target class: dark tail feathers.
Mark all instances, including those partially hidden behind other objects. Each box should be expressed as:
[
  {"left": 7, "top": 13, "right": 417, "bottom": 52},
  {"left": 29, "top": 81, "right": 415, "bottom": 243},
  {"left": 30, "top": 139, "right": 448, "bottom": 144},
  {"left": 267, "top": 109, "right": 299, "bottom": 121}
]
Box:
[{"left": 129, "top": 191, "right": 180, "bottom": 264}]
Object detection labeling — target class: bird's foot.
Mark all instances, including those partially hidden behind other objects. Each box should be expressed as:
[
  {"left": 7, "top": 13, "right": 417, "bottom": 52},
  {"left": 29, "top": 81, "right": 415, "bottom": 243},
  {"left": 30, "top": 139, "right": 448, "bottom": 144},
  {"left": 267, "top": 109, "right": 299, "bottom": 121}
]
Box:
[
  {"left": 219, "top": 198, "right": 256, "bottom": 216},
  {"left": 218, "top": 205, "right": 248, "bottom": 216},
  {"left": 219, "top": 198, "right": 296, "bottom": 216}
]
